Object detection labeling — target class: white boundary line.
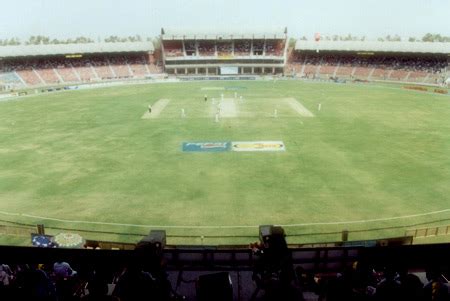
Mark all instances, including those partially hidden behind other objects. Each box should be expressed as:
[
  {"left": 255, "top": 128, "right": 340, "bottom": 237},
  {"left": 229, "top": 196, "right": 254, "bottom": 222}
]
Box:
[{"left": 0, "top": 208, "right": 449, "bottom": 229}]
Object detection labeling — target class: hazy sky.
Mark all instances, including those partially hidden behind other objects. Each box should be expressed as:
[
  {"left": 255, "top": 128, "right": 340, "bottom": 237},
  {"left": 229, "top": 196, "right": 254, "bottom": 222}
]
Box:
[{"left": 1, "top": 0, "right": 449, "bottom": 40}]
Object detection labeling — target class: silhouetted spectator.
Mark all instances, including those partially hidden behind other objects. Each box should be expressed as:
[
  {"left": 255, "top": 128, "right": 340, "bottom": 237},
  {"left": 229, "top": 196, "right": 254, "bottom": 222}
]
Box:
[
  {"left": 423, "top": 267, "right": 449, "bottom": 301},
  {"left": 54, "top": 261, "right": 77, "bottom": 279},
  {"left": 400, "top": 273, "right": 424, "bottom": 301},
  {"left": 15, "top": 264, "right": 57, "bottom": 301},
  {"left": 375, "top": 267, "right": 402, "bottom": 301},
  {"left": 112, "top": 264, "right": 156, "bottom": 301}
]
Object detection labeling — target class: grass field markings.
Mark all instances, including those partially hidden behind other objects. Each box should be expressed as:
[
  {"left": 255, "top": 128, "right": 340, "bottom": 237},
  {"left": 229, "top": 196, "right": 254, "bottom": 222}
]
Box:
[
  {"left": 201, "top": 87, "right": 225, "bottom": 91},
  {"left": 284, "top": 98, "right": 315, "bottom": 117},
  {"left": 210, "top": 98, "right": 238, "bottom": 118},
  {"left": 141, "top": 98, "right": 170, "bottom": 119},
  {"left": 219, "top": 98, "right": 238, "bottom": 118},
  {"left": 278, "top": 208, "right": 450, "bottom": 227},
  {"left": 0, "top": 208, "right": 449, "bottom": 229}
]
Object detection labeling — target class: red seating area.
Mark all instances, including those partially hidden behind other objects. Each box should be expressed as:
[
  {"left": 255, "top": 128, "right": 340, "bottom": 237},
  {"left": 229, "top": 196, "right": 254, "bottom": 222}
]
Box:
[
  {"left": 320, "top": 65, "right": 336, "bottom": 76},
  {"left": 370, "top": 68, "right": 389, "bottom": 79},
  {"left": 16, "top": 70, "right": 42, "bottom": 85},
  {"left": 70, "top": 59, "right": 97, "bottom": 81},
  {"left": 408, "top": 71, "right": 428, "bottom": 82},
  {"left": 147, "top": 64, "right": 162, "bottom": 73},
  {"left": 89, "top": 57, "right": 113, "bottom": 79},
  {"left": 0, "top": 53, "right": 161, "bottom": 86},
  {"left": 128, "top": 55, "right": 150, "bottom": 77},
  {"left": 37, "top": 69, "right": 59, "bottom": 84},
  {"left": 303, "top": 64, "right": 318, "bottom": 76},
  {"left": 336, "top": 66, "right": 353, "bottom": 76},
  {"left": 57, "top": 65, "right": 79, "bottom": 82},
  {"left": 353, "top": 67, "right": 372, "bottom": 78},
  {"left": 163, "top": 40, "right": 183, "bottom": 57},
  {"left": 109, "top": 56, "right": 132, "bottom": 78},
  {"left": 290, "top": 53, "right": 448, "bottom": 83},
  {"left": 390, "top": 69, "right": 409, "bottom": 80}
]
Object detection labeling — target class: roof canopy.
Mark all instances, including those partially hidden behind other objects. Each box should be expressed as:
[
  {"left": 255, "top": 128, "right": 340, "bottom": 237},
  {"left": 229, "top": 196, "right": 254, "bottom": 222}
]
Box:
[
  {"left": 161, "top": 27, "right": 287, "bottom": 40},
  {"left": 0, "top": 42, "right": 154, "bottom": 58},
  {"left": 295, "top": 40, "right": 450, "bottom": 54}
]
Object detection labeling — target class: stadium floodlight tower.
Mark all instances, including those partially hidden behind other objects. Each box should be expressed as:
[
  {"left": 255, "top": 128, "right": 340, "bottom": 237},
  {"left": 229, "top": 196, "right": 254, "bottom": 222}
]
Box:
[{"left": 160, "top": 27, "right": 288, "bottom": 77}]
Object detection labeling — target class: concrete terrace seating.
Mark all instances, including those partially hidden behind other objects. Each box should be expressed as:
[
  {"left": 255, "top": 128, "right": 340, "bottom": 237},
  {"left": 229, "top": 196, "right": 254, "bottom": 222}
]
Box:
[
  {"left": 303, "top": 64, "right": 318, "bottom": 76},
  {"left": 16, "top": 69, "right": 42, "bottom": 85},
  {"left": 0, "top": 53, "right": 161, "bottom": 87},
  {"left": 109, "top": 56, "right": 132, "bottom": 78},
  {"left": 336, "top": 66, "right": 353, "bottom": 77},
  {"left": 128, "top": 55, "right": 149, "bottom": 77},
  {"left": 319, "top": 65, "right": 337, "bottom": 76},
  {"left": 390, "top": 69, "right": 409, "bottom": 81},
  {"left": 370, "top": 68, "right": 390, "bottom": 80},
  {"left": 71, "top": 60, "right": 97, "bottom": 82},
  {"left": 36, "top": 67, "right": 60, "bottom": 84},
  {"left": 408, "top": 71, "right": 428, "bottom": 82},
  {"left": 56, "top": 64, "right": 79, "bottom": 83},
  {"left": 147, "top": 64, "right": 162, "bottom": 73},
  {"left": 90, "top": 57, "right": 114, "bottom": 79},
  {"left": 353, "top": 67, "right": 372, "bottom": 78},
  {"left": 0, "top": 72, "right": 23, "bottom": 85},
  {"left": 290, "top": 53, "right": 448, "bottom": 83}
]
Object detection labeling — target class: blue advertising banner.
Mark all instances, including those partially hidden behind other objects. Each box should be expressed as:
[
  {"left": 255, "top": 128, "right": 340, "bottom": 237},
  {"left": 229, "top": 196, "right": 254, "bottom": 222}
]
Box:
[{"left": 182, "top": 142, "right": 231, "bottom": 152}]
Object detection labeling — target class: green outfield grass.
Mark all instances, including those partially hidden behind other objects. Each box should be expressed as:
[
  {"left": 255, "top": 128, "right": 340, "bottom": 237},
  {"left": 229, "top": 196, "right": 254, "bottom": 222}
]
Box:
[{"left": 0, "top": 80, "right": 450, "bottom": 245}]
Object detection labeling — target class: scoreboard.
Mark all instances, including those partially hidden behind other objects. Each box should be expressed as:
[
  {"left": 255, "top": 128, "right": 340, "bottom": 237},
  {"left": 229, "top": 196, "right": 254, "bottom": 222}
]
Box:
[{"left": 220, "top": 66, "right": 239, "bottom": 75}]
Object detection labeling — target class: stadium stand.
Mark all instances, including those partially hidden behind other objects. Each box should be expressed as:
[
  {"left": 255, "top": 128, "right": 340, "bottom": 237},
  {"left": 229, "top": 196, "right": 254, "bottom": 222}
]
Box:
[
  {"left": 198, "top": 41, "right": 216, "bottom": 56},
  {"left": 71, "top": 58, "right": 98, "bottom": 82},
  {"left": 265, "top": 39, "right": 285, "bottom": 56},
  {"left": 252, "top": 40, "right": 265, "bottom": 56},
  {"left": 184, "top": 40, "right": 197, "bottom": 56},
  {"left": 16, "top": 69, "right": 43, "bottom": 86},
  {"left": 56, "top": 63, "right": 80, "bottom": 83},
  {"left": 290, "top": 41, "right": 449, "bottom": 84},
  {"left": 160, "top": 27, "right": 288, "bottom": 76},
  {"left": 0, "top": 72, "right": 23, "bottom": 88},
  {"left": 217, "top": 40, "right": 233, "bottom": 57},
  {"left": 162, "top": 40, "right": 183, "bottom": 57},
  {"left": 234, "top": 40, "right": 251, "bottom": 56},
  {"left": 3, "top": 34, "right": 447, "bottom": 87},
  {"left": 128, "top": 54, "right": 152, "bottom": 77},
  {"left": 0, "top": 42, "right": 160, "bottom": 88}
]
